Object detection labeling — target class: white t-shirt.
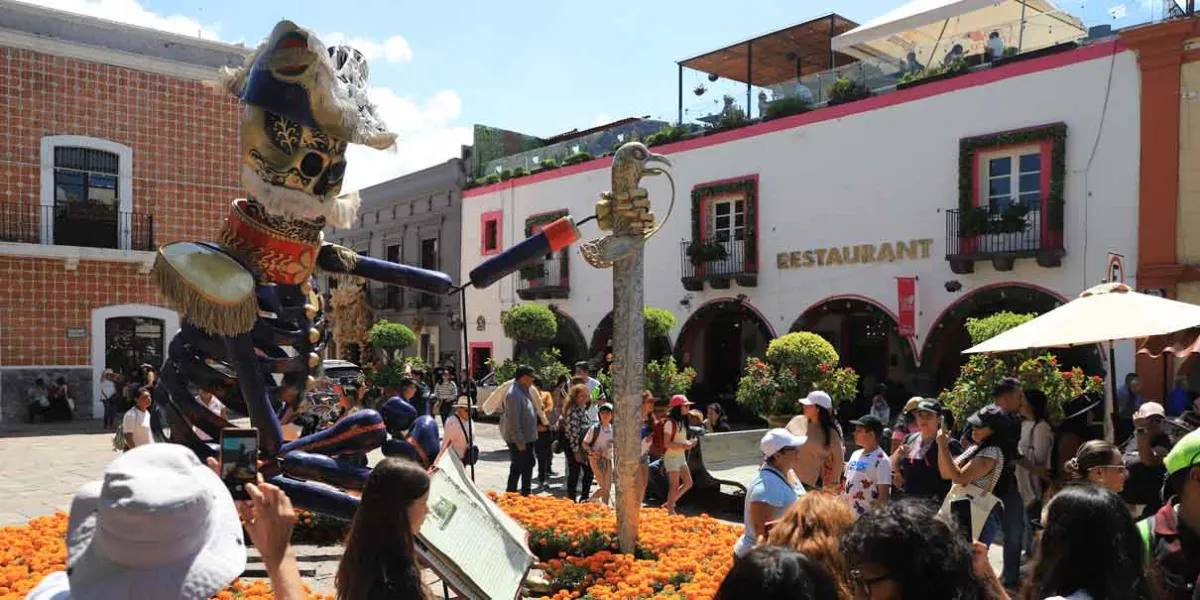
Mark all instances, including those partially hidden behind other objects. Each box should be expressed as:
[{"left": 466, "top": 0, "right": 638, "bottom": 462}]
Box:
[
  {"left": 585, "top": 423, "right": 614, "bottom": 457},
  {"left": 444, "top": 413, "right": 469, "bottom": 458},
  {"left": 122, "top": 407, "right": 154, "bottom": 448},
  {"left": 194, "top": 395, "right": 227, "bottom": 442},
  {"left": 99, "top": 380, "right": 117, "bottom": 401},
  {"left": 1017, "top": 419, "right": 1053, "bottom": 506},
  {"left": 842, "top": 447, "right": 892, "bottom": 519}
]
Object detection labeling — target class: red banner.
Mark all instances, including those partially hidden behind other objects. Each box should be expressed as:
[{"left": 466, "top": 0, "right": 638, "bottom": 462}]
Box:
[{"left": 897, "top": 277, "right": 917, "bottom": 338}]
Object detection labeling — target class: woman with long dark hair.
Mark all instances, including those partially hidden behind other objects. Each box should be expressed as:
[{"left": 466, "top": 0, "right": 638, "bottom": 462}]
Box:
[
  {"left": 335, "top": 457, "right": 431, "bottom": 600},
  {"left": 716, "top": 545, "right": 839, "bottom": 600},
  {"left": 792, "top": 391, "right": 844, "bottom": 491},
  {"left": 1021, "top": 485, "right": 1153, "bottom": 600},
  {"left": 937, "top": 405, "right": 1011, "bottom": 546}
]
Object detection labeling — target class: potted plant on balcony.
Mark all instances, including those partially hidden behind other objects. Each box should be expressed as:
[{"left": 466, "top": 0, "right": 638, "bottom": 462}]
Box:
[
  {"left": 685, "top": 240, "right": 728, "bottom": 266},
  {"left": 763, "top": 96, "right": 810, "bottom": 121},
  {"left": 736, "top": 332, "right": 858, "bottom": 427},
  {"left": 897, "top": 57, "right": 970, "bottom": 90},
  {"left": 826, "top": 77, "right": 871, "bottom": 106}
]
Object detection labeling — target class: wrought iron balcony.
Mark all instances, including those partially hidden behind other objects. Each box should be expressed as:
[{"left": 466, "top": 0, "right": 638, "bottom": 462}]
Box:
[
  {"left": 366, "top": 285, "right": 404, "bottom": 311},
  {"left": 945, "top": 207, "right": 1064, "bottom": 274},
  {"left": 516, "top": 251, "right": 569, "bottom": 300},
  {"left": 0, "top": 202, "right": 154, "bottom": 251},
  {"left": 679, "top": 234, "right": 758, "bottom": 291}
]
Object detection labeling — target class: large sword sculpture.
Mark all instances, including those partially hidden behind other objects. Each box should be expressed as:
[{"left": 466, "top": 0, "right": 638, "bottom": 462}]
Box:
[{"left": 149, "top": 20, "right": 581, "bottom": 519}]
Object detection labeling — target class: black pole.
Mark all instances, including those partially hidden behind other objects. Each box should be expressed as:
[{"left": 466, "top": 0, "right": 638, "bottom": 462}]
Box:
[
  {"left": 1108, "top": 342, "right": 1119, "bottom": 443},
  {"left": 746, "top": 42, "right": 753, "bottom": 118},
  {"left": 459, "top": 289, "right": 476, "bottom": 482},
  {"left": 677, "top": 64, "right": 683, "bottom": 125}
]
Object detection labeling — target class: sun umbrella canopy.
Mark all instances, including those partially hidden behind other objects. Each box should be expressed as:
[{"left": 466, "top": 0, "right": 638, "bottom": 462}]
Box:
[
  {"left": 832, "top": 0, "right": 1085, "bottom": 66},
  {"left": 964, "top": 283, "right": 1200, "bottom": 354}
]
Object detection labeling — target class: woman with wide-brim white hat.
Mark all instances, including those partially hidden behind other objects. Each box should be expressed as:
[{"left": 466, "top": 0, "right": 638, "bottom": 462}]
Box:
[{"left": 27, "top": 444, "right": 304, "bottom": 600}]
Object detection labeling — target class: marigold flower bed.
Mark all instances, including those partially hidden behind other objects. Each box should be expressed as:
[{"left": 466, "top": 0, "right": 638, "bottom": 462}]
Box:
[
  {"left": 491, "top": 493, "right": 740, "bottom": 600},
  {"left": 0, "top": 513, "right": 332, "bottom": 600}
]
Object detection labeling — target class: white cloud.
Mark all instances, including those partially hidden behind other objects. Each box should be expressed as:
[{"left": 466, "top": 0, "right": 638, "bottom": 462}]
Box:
[
  {"left": 323, "top": 32, "right": 413, "bottom": 64},
  {"left": 14, "top": 0, "right": 222, "bottom": 40},
  {"left": 342, "top": 88, "right": 473, "bottom": 193}
]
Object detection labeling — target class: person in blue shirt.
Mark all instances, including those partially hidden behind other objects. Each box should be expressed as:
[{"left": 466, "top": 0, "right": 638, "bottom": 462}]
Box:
[
  {"left": 1169, "top": 375, "right": 1192, "bottom": 416},
  {"left": 734, "top": 429, "right": 807, "bottom": 558}
]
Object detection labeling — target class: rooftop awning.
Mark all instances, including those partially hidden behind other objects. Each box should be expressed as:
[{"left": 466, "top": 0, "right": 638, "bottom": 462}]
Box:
[
  {"left": 832, "top": 0, "right": 1085, "bottom": 64},
  {"left": 678, "top": 13, "right": 860, "bottom": 87}
]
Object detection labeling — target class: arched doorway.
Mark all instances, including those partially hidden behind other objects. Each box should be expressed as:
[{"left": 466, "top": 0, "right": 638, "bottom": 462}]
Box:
[
  {"left": 674, "top": 299, "right": 774, "bottom": 416},
  {"left": 514, "top": 306, "right": 587, "bottom": 368},
  {"left": 91, "top": 304, "right": 179, "bottom": 419},
  {"left": 791, "top": 296, "right": 918, "bottom": 404},
  {"left": 589, "top": 312, "right": 674, "bottom": 366},
  {"left": 920, "top": 284, "right": 1105, "bottom": 394}
]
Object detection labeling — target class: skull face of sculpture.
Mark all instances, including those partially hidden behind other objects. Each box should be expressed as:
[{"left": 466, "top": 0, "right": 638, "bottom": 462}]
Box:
[{"left": 243, "top": 106, "right": 348, "bottom": 198}]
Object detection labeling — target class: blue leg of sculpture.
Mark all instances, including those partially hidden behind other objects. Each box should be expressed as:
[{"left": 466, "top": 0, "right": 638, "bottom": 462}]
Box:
[
  {"left": 224, "top": 333, "right": 284, "bottom": 456},
  {"left": 268, "top": 475, "right": 360, "bottom": 521},
  {"left": 281, "top": 451, "right": 371, "bottom": 491}
]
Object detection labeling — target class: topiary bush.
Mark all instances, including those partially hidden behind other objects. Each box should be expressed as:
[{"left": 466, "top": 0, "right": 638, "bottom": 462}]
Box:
[
  {"left": 765, "top": 332, "right": 839, "bottom": 374},
  {"left": 502, "top": 304, "right": 558, "bottom": 344},
  {"left": 367, "top": 320, "right": 416, "bottom": 363},
  {"left": 643, "top": 307, "right": 676, "bottom": 339}
]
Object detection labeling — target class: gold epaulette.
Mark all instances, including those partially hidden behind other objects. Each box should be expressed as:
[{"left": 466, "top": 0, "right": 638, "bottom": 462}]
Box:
[{"left": 151, "top": 242, "right": 258, "bottom": 336}]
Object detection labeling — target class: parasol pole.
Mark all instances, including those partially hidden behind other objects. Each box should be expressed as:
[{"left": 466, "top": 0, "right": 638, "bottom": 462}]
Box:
[{"left": 1106, "top": 341, "right": 1117, "bottom": 442}]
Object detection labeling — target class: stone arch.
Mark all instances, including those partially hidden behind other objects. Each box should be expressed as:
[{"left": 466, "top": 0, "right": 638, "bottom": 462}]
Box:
[
  {"left": 91, "top": 304, "right": 178, "bottom": 418},
  {"left": 673, "top": 298, "right": 775, "bottom": 416},
  {"left": 513, "top": 305, "right": 588, "bottom": 368},
  {"left": 790, "top": 295, "right": 919, "bottom": 402},
  {"left": 919, "top": 283, "right": 1103, "bottom": 394},
  {"left": 588, "top": 311, "right": 674, "bottom": 366}
]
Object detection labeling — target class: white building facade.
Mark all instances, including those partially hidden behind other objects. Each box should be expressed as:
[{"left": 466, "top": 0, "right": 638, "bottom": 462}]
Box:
[{"left": 461, "top": 40, "right": 1140, "bottom": 402}]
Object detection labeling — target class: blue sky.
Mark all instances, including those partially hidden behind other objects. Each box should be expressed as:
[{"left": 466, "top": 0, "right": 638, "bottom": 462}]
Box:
[{"left": 25, "top": 0, "right": 1163, "bottom": 190}]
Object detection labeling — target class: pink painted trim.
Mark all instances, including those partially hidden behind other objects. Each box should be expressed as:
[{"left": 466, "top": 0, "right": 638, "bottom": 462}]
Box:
[
  {"left": 919, "top": 281, "right": 1070, "bottom": 362},
  {"left": 480, "top": 210, "right": 503, "bottom": 256},
  {"left": 468, "top": 342, "right": 493, "bottom": 378},
  {"left": 792, "top": 294, "right": 919, "bottom": 359},
  {"left": 463, "top": 40, "right": 1125, "bottom": 199}
]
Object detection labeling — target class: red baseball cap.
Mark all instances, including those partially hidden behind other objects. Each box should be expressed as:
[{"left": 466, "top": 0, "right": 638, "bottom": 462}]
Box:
[{"left": 669, "top": 394, "right": 693, "bottom": 409}]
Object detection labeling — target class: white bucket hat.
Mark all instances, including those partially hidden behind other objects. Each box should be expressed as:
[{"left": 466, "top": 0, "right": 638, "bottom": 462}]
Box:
[{"left": 63, "top": 444, "right": 246, "bottom": 600}]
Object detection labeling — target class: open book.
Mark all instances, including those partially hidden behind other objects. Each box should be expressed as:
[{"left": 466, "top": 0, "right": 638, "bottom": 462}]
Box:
[{"left": 416, "top": 449, "right": 535, "bottom": 600}]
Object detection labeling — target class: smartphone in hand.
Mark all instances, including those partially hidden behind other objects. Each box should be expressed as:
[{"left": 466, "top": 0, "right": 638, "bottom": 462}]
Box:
[{"left": 219, "top": 428, "right": 259, "bottom": 501}]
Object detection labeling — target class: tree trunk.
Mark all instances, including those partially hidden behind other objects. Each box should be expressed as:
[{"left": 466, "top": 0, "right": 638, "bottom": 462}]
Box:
[{"left": 612, "top": 246, "right": 645, "bottom": 553}]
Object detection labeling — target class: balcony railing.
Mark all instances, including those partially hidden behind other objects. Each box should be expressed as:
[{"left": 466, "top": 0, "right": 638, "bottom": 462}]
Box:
[
  {"left": 516, "top": 251, "right": 569, "bottom": 300},
  {"left": 945, "top": 207, "right": 1064, "bottom": 274},
  {"left": 0, "top": 203, "right": 154, "bottom": 251},
  {"left": 679, "top": 235, "right": 757, "bottom": 291},
  {"left": 367, "top": 285, "right": 401, "bottom": 311}
]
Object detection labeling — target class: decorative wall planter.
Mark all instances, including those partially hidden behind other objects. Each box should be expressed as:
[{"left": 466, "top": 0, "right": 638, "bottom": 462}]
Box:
[
  {"left": 1036, "top": 248, "right": 1066, "bottom": 268},
  {"left": 681, "top": 276, "right": 704, "bottom": 292}
]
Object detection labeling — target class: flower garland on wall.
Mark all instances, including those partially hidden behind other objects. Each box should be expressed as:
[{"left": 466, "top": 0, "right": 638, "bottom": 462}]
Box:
[
  {"left": 957, "top": 123, "right": 1067, "bottom": 236},
  {"left": 689, "top": 177, "right": 758, "bottom": 269}
]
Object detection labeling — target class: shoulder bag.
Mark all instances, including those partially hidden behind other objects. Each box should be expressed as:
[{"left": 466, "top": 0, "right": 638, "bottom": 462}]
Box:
[{"left": 936, "top": 445, "right": 1004, "bottom": 541}]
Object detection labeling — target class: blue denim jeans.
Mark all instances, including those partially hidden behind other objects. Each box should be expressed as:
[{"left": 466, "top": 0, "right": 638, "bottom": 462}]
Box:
[
  {"left": 999, "top": 489, "right": 1026, "bottom": 587},
  {"left": 978, "top": 503, "right": 1004, "bottom": 547}
]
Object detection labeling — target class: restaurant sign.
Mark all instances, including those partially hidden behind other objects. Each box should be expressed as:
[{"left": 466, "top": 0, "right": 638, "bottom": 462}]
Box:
[{"left": 777, "top": 239, "right": 934, "bottom": 270}]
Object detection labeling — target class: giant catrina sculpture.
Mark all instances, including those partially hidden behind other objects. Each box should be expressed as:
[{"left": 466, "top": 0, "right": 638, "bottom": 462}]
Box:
[{"left": 149, "top": 20, "right": 581, "bottom": 519}]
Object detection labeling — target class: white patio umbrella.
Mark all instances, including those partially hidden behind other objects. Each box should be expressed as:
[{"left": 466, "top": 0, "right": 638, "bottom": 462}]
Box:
[
  {"left": 964, "top": 282, "right": 1200, "bottom": 439},
  {"left": 833, "top": 0, "right": 1085, "bottom": 67}
]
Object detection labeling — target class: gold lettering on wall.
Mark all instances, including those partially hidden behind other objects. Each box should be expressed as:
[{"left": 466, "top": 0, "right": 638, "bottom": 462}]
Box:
[{"left": 776, "top": 238, "right": 936, "bottom": 270}]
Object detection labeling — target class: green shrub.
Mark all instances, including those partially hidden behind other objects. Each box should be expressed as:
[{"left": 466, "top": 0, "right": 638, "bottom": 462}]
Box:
[
  {"left": 643, "top": 307, "right": 676, "bottom": 339},
  {"left": 766, "top": 332, "right": 839, "bottom": 373},
  {"left": 645, "top": 124, "right": 689, "bottom": 147},
  {"left": 764, "top": 96, "right": 810, "bottom": 120},
  {"left": 967, "top": 312, "right": 1035, "bottom": 346},
  {"left": 512, "top": 167, "right": 529, "bottom": 177},
  {"left": 563, "top": 152, "right": 593, "bottom": 166},
  {"left": 483, "top": 173, "right": 501, "bottom": 184},
  {"left": 539, "top": 158, "right": 559, "bottom": 170},
  {"left": 502, "top": 304, "right": 558, "bottom": 344},
  {"left": 499, "top": 169, "right": 513, "bottom": 181},
  {"left": 367, "top": 320, "right": 416, "bottom": 358},
  {"left": 827, "top": 77, "right": 871, "bottom": 104},
  {"left": 714, "top": 105, "right": 748, "bottom": 131}
]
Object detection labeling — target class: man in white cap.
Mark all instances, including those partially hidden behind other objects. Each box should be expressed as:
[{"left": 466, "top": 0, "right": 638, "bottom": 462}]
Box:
[
  {"left": 26, "top": 444, "right": 304, "bottom": 600},
  {"left": 733, "top": 428, "right": 807, "bottom": 559}
]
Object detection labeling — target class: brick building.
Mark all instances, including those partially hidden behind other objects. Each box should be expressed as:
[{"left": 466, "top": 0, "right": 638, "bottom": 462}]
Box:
[{"left": 0, "top": 0, "right": 249, "bottom": 421}]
